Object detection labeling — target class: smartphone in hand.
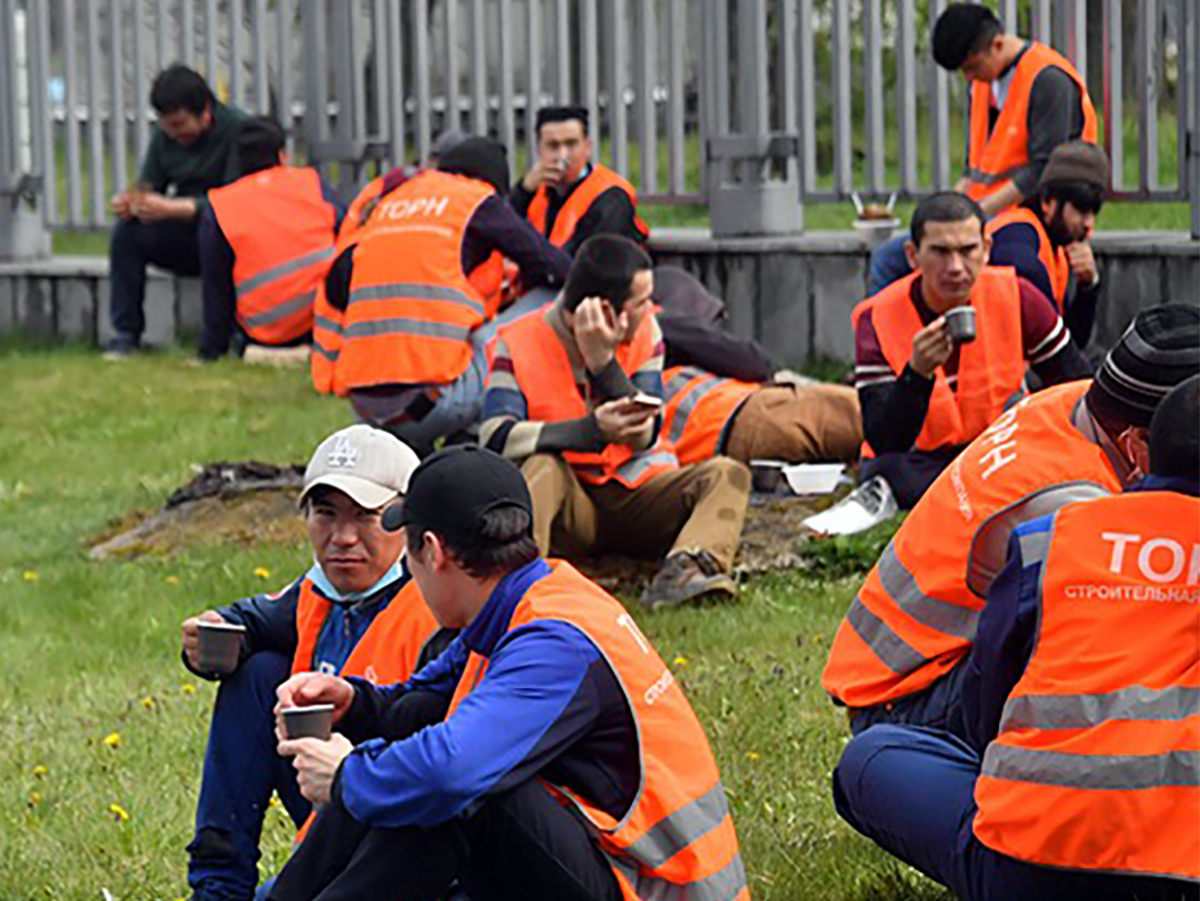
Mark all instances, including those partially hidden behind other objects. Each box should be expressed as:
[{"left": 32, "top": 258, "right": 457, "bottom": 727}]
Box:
[{"left": 628, "top": 392, "right": 664, "bottom": 411}]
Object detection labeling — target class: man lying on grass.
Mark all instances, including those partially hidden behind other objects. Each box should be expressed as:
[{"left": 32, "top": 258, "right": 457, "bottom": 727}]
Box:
[{"left": 180, "top": 425, "right": 453, "bottom": 901}]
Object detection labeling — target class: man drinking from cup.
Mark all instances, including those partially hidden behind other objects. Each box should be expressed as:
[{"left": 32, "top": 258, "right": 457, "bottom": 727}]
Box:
[
  {"left": 180, "top": 425, "right": 455, "bottom": 901},
  {"left": 851, "top": 192, "right": 1090, "bottom": 508}
]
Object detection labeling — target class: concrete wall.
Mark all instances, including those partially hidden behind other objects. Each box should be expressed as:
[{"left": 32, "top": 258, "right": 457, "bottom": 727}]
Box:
[{"left": 1, "top": 230, "right": 1196, "bottom": 362}]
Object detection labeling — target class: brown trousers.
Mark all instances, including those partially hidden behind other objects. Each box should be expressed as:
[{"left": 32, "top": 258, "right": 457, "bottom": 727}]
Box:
[
  {"left": 521, "top": 454, "right": 751, "bottom": 572},
  {"left": 723, "top": 383, "right": 863, "bottom": 464}
]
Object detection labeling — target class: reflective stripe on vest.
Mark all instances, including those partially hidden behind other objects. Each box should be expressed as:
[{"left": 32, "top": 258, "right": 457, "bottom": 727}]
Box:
[
  {"left": 822, "top": 381, "right": 1123, "bottom": 709},
  {"left": 331, "top": 171, "right": 494, "bottom": 393},
  {"left": 966, "top": 43, "right": 1098, "bottom": 205},
  {"left": 661, "top": 367, "right": 759, "bottom": 466},
  {"left": 853, "top": 268, "right": 1027, "bottom": 458},
  {"left": 498, "top": 310, "right": 679, "bottom": 488},
  {"left": 445, "top": 561, "right": 748, "bottom": 901},
  {"left": 986, "top": 207, "right": 1070, "bottom": 313},
  {"left": 973, "top": 492, "right": 1200, "bottom": 880},
  {"left": 208, "top": 166, "right": 336, "bottom": 344},
  {"left": 527, "top": 164, "right": 650, "bottom": 248}
]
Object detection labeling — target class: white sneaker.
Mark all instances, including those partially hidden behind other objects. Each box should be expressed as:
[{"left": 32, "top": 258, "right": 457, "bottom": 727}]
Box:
[{"left": 802, "top": 476, "right": 898, "bottom": 536}]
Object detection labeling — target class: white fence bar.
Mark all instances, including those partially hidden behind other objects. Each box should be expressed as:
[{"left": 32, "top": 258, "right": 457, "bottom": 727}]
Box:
[
  {"left": 109, "top": 0, "right": 125, "bottom": 198},
  {"left": 635, "top": 0, "right": 656, "bottom": 194},
  {"left": 85, "top": 0, "right": 103, "bottom": 225},
  {"left": 1139, "top": 0, "right": 1160, "bottom": 192}
]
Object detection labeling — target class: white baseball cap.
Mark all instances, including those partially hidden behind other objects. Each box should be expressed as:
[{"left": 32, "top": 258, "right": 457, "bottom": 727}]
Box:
[{"left": 299, "top": 425, "right": 421, "bottom": 510}]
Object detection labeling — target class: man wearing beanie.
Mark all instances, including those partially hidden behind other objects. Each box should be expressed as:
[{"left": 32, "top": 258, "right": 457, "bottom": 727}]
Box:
[
  {"left": 265, "top": 446, "right": 748, "bottom": 901},
  {"left": 823, "top": 304, "right": 1200, "bottom": 740},
  {"left": 867, "top": 3, "right": 1098, "bottom": 295},
  {"left": 832, "top": 374, "right": 1200, "bottom": 901},
  {"left": 988, "top": 141, "right": 1111, "bottom": 348},
  {"left": 312, "top": 136, "right": 573, "bottom": 456}
]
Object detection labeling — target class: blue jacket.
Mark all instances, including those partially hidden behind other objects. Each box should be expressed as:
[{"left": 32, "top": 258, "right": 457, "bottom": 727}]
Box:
[
  {"left": 961, "top": 474, "right": 1200, "bottom": 754},
  {"left": 333, "top": 557, "right": 641, "bottom": 829}
]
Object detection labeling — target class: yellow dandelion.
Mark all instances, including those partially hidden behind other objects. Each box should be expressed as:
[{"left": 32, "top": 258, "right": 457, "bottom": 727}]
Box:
[
  {"left": 254, "top": 566, "right": 272, "bottom": 579},
  {"left": 32, "top": 764, "right": 48, "bottom": 779},
  {"left": 164, "top": 575, "right": 181, "bottom": 586},
  {"left": 108, "top": 802, "right": 130, "bottom": 822},
  {"left": 140, "top": 696, "right": 156, "bottom": 710},
  {"left": 673, "top": 655, "right": 690, "bottom": 667},
  {"left": 28, "top": 790, "right": 42, "bottom": 807},
  {"left": 180, "top": 682, "right": 197, "bottom": 695},
  {"left": 22, "top": 569, "right": 39, "bottom": 583},
  {"left": 102, "top": 732, "right": 121, "bottom": 749},
  {"left": 745, "top": 751, "right": 761, "bottom": 761}
]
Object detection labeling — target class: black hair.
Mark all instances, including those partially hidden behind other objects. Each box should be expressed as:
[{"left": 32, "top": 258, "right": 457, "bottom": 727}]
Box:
[
  {"left": 1150, "top": 375, "right": 1200, "bottom": 480},
  {"left": 1036, "top": 181, "right": 1106, "bottom": 216},
  {"left": 910, "top": 191, "right": 986, "bottom": 245},
  {"left": 150, "top": 65, "right": 215, "bottom": 116},
  {"left": 405, "top": 507, "right": 539, "bottom": 580},
  {"left": 932, "top": 4, "right": 1003, "bottom": 71},
  {"left": 437, "top": 136, "right": 511, "bottom": 196},
  {"left": 561, "top": 235, "right": 654, "bottom": 313},
  {"left": 535, "top": 106, "right": 590, "bottom": 139},
  {"left": 234, "top": 116, "right": 287, "bottom": 177}
]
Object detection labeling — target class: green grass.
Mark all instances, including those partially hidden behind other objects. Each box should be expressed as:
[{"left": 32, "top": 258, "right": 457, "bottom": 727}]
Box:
[{"left": 0, "top": 346, "right": 948, "bottom": 900}]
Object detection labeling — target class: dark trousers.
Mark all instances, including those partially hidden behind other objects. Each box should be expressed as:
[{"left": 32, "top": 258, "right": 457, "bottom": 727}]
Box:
[
  {"left": 188, "top": 651, "right": 312, "bottom": 901},
  {"left": 109, "top": 217, "right": 201, "bottom": 341},
  {"left": 859, "top": 448, "right": 958, "bottom": 510},
  {"left": 268, "top": 780, "right": 621, "bottom": 901},
  {"left": 848, "top": 656, "right": 968, "bottom": 740},
  {"left": 834, "top": 724, "right": 1199, "bottom": 901}
]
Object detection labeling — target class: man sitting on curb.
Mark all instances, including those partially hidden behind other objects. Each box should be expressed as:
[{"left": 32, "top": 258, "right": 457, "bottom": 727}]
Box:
[
  {"left": 481, "top": 235, "right": 750, "bottom": 609},
  {"left": 832, "top": 375, "right": 1199, "bottom": 901},
  {"left": 852, "top": 191, "right": 1090, "bottom": 509},
  {"left": 181, "top": 425, "right": 453, "bottom": 901},
  {"left": 987, "top": 140, "right": 1109, "bottom": 349},
  {"left": 265, "top": 446, "right": 750, "bottom": 901},
  {"left": 824, "top": 304, "right": 1200, "bottom": 739},
  {"left": 198, "top": 117, "right": 345, "bottom": 362}
]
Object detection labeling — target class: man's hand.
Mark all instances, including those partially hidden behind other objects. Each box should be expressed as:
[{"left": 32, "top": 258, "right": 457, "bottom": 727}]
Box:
[
  {"left": 277, "top": 734, "right": 354, "bottom": 805},
  {"left": 1065, "top": 241, "right": 1098, "bottom": 287},
  {"left": 910, "top": 317, "right": 953, "bottom": 379},
  {"left": 134, "top": 193, "right": 197, "bottom": 223},
  {"left": 521, "top": 156, "right": 569, "bottom": 193},
  {"left": 111, "top": 192, "right": 135, "bottom": 221},
  {"left": 274, "top": 672, "right": 356, "bottom": 739},
  {"left": 181, "top": 610, "right": 225, "bottom": 670},
  {"left": 573, "top": 297, "right": 626, "bottom": 373},
  {"left": 594, "top": 397, "right": 657, "bottom": 447}
]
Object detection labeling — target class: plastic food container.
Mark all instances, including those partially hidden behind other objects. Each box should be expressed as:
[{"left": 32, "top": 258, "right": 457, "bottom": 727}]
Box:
[{"left": 783, "top": 463, "right": 846, "bottom": 495}]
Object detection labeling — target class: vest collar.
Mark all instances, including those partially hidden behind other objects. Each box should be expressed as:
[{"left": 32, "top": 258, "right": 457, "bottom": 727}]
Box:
[
  {"left": 305, "top": 554, "right": 408, "bottom": 605},
  {"left": 461, "top": 558, "right": 553, "bottom": 657}
]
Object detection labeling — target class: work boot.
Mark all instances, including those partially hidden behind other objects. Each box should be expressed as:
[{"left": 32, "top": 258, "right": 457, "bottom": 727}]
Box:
[{"left": 640, "top": 551, "right": 736, "bottom": 610}]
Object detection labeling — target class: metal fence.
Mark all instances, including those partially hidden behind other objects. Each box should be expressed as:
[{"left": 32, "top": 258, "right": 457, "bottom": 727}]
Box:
[{"left": 1, "top": 0, "right": 1198, "bottom": 236}]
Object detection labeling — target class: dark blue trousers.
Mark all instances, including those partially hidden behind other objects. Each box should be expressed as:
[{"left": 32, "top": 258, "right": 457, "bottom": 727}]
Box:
[
  {"left": 109, "top": 217, "right": 201, "bottom": 343},
  {"left": 833, "top": 725, "right": 1197, "bottom": 901},
  {"left": 188, "top": 651, "right": 312, "bottom": 901}
]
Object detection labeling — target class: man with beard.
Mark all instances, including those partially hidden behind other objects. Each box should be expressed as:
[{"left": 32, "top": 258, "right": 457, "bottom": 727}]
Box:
[{"left": 987, "top": 141, "right": 1110, "bottom": 349}]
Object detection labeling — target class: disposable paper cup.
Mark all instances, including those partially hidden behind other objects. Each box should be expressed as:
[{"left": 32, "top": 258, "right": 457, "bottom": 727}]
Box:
[
  {"left": 283, "top": 704, "right": 335, "bottom": 741},
  {"left": 197, "top": 621, "right": 246, "bottom": 675},
  {"left": 944, "top": 306, "right": 977, "bottom": 344},
  {"left": 750, "top": 459, "right": 787, "bottom": 494},
  {"left": 782, "top": 463, "right": 845, "bottom": 495}
]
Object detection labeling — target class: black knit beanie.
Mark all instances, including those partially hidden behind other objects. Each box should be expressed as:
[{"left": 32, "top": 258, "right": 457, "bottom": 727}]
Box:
[
  {"left": 1087, "top": 304, "right": 1200, "bottom": 429},
  {"left": 437, "top": 136, "right": 511, "bottom": 196}
]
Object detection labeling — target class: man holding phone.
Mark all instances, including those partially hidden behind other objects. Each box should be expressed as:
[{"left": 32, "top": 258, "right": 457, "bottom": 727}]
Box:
[
  {"left": 852, "top": 192, "right": 1089, "bottom": 508},
  {"left": 511, "top": 107, "right": 649, "bottom": 255},
  {"left": 481, "top": 235, "right": 750, "bottom": 609}
]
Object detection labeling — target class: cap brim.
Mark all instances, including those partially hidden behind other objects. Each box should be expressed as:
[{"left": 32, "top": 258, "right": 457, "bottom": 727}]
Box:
[
  {"left": 381, "top": 502, "right": 408, "bottom": 532},
  {"left": 299, "top": 475, "right": 398, "bottom": 510}
]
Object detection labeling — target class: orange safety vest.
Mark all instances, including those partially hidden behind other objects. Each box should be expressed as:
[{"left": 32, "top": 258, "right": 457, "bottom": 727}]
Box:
[
  {"left": 447, "top": 560, "right": 749, "bottom": 901},
  {"left": 324, "top": 170, "right": 494, "bottom": 396},
  {"left": 851, "top": 269, "right": 1027, "bottom": 458},
  {"left": 822, "top": 380, "right": 1124, "bottom": 709},
  {"left": 986, "top": 206, "right": 1070, "bottom": 313},
  {"left": 967, "top": 42, "right": 1098, "bottom": 206},
  {"left": 973, "top": 492, "right": 1200, "bottom": 880},
  {"left": 466, "top": 250, "right": 505, "bottom": 321},
  {"left": 208, "top": 166, "right": 336, "bottom": 345},
  {"left": 290, "top": 574, "right": 441, "bottom": 842},
  {"left": 527, "top": 164, "right": 650, "bottom": 248},
  {"left": 499, "top": 310, "right": 679, "bottom": 488},
  {"left": 661, "top": 366, "right": 759, "bottom": 465}
]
